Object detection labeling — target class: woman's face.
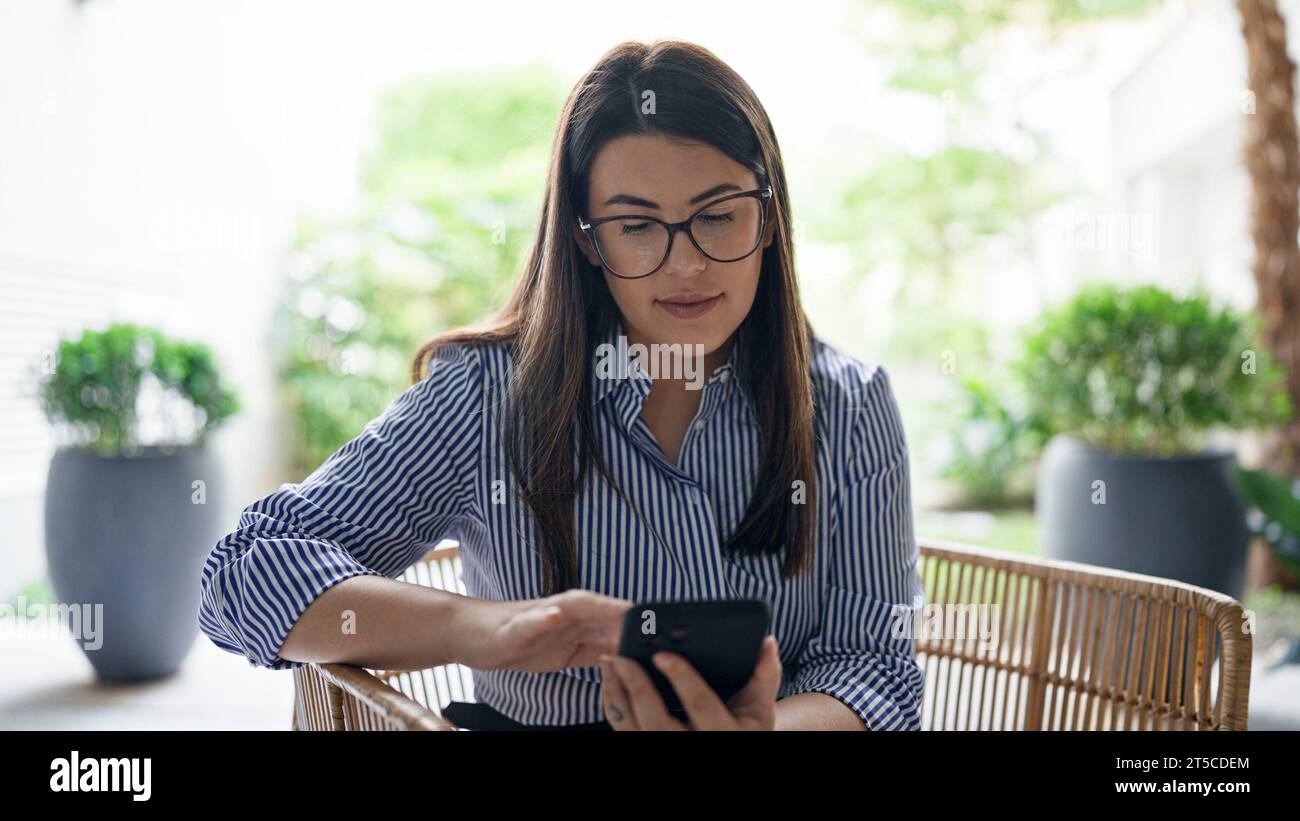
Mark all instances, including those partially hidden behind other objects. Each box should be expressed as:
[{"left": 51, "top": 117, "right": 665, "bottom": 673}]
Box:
[{"left": 574, "top": 133, "right": 774, "bottom": 360}]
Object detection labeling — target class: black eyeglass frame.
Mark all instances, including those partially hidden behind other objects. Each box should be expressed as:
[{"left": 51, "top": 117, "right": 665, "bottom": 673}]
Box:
[{"left": 577, "top": 185, "right": 774, "bottom": 279}]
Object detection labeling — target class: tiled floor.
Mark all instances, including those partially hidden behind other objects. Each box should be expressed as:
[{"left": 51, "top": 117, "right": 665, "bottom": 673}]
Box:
[
  {"left": 0, "top": 634, "right": 294, "bottom": 730},
  {"left": 2, "top": 632, "right": 1298, "bottom": 730},
  {"left": 1244, "top": 663, "right": 1300, "bottom": 730}
]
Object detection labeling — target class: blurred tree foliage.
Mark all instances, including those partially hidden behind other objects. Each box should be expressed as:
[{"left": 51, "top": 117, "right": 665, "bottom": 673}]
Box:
[
  {"left": 274, "top": 67, "right": 564, "bottom": 475},
  {"left": 839, "top": 144, "right": 1054, "bottom": 362},
  {"left": 840, "top": 0, "right": 1160, "bottom": 507},
  {"left": 873, "top": 0, "right": 1161, "bottom": 101},
  {"left": 843, "top": 0, "right": 1160, "bottom": 366}
]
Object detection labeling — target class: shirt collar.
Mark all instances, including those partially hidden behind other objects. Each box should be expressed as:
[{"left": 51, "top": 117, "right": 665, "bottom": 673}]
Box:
[
  {"left": 590, "top": 317, "right": 646, "bottom": 406},
  {"left": 589, "top": 318, "right": 752, "bottom": 420}
]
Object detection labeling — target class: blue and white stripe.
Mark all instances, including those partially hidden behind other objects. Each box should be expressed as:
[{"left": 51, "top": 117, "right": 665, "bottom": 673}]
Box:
[{"left": 198, "top": 319, "right": 926, "bottom": 730}]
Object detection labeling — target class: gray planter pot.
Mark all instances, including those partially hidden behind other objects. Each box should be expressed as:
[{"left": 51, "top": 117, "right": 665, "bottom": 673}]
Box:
[
  {"left": 44, "top": 444, "right": 224, "bottom": 682},
  {"left": 1036, "top": 435, "right": 1249, "bottom": 600}
]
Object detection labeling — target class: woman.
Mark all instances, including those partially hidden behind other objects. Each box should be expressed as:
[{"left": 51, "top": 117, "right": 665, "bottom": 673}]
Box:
[{"left": 199, "top": 39, "right": 925, "bottom": 731}]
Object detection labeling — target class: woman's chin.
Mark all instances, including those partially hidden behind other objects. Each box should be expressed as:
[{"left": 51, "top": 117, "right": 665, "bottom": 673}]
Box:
[{"left": 643, "top": 328, "right": 726, "bottom": 353}]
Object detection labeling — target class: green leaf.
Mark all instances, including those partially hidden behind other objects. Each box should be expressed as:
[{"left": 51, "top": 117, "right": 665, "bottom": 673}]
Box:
[{"left": 1233, "top": 467, "right": 1300, "bottom": 539}]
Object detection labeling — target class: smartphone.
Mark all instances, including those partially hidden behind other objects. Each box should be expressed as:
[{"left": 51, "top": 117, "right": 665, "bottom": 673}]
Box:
[{"left": 616, "top": 598, "right": 770, "bottom": 714}]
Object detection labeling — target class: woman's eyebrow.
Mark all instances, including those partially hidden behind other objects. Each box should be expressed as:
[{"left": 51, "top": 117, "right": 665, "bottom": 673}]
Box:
[{"left": 601, "top": 182, "right": 743, "bottom": 209}]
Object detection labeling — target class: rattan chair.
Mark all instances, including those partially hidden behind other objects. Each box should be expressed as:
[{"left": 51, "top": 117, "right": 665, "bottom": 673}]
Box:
[{"left": 291, "top": 539, "right": 1252, "bottom": 731}]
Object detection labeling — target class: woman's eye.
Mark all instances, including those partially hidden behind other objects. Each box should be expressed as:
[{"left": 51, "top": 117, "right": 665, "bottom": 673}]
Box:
[
  {"left": 619, "top": 222, "right": 652, "bottom": 235},
  {"left": 697, "top": 211, "right": 735, "bottom": 225}
]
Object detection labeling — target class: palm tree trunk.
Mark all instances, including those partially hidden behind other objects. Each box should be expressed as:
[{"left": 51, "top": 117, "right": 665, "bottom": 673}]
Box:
[
  {"left": 1239, "top": 0, "right": 1300, "bottom": 590},
  {"left": 1239, "top": 0, "right": 1300, "bottom": 477}
]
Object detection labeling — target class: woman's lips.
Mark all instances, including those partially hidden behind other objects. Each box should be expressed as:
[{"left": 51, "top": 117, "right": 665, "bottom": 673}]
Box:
[{"left": 655, "top": 294, "right": 723, "bottom": 319}]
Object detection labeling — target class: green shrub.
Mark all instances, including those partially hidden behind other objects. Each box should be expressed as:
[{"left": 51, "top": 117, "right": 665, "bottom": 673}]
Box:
[
  {"left": 1015, "top": 284, "right": 1292, "bottom": 456},
  {"left": 38, "top": 323, "right": 239, "bottom": 456},
  {"left": 941, "top": 376, "right": 1047, "bottom": 507}
]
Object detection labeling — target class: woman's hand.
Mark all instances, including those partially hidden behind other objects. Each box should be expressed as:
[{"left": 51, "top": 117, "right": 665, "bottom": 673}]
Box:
[
  {"left": 449, "top": 589, "right": 631, "bottom": 673},
  {"left": 598, "top": 635, "right": 782, "bottom": 730}
]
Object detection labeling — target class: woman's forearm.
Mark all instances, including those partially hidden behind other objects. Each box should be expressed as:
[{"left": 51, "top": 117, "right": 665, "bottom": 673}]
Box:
[
  {"left": 774, "top": 692, "right": 867, "bottom": 730},
  {"left": 277, "top": 575, "right": 467, "bottom": 671}
]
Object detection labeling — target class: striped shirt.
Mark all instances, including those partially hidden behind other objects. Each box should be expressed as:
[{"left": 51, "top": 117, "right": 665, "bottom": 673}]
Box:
[{"left": 198, "top": 319, "right": 926, "bottom": 730}]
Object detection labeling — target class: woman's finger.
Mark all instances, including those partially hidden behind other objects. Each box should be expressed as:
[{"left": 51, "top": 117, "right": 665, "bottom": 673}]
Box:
[
  {"left": 598, "top": 655, "right": 637, "bottom": 730},
  {"left": 548, "top": 591, "right": 632, "bottom": 634},
  {"left": 495, "top": 605, "right": 564, "bottom": 649},
  {"left": 652, "top": 652, "right": 735, "bottom": 730},
  {"left": 492, "top": 606, "right": 601, "bottom": 670},
  {"left": 609, "top": 656, "right": 687, "bottom": 731},
  {"left": 729, "top": 636, "right": 783, "bottom": 715},
  {"left": 533, "top": 616, "right": 617, "bottom": 669},
  {"left": 567, "top": 631, "right": 621, "bottom": 668},
  {"left": 750, "top": 635, "right": 783, "bottom": 694}
]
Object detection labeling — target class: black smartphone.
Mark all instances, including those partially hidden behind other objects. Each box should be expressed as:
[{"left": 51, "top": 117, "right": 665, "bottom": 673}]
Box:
[{"left": 616, "top": 598, "right": 770, "bottom": 714}]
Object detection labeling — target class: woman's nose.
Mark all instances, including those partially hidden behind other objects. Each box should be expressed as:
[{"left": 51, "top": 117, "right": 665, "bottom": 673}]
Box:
[{"left": 661, "top": 229, "right": 708, "bottom": 278}]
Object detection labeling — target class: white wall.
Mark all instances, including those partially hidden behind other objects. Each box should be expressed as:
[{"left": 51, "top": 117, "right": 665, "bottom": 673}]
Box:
[
  {"left": 0, "top": 0, "right": 372, "bottom": 597},
  {"left": 1106, "top": 0, "right": 1300, "bottom": 309}
]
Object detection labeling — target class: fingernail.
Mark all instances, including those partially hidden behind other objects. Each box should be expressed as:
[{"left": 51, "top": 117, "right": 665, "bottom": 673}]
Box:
[{"left": 652, "top": 653, "right": 675, "bottom": 671}]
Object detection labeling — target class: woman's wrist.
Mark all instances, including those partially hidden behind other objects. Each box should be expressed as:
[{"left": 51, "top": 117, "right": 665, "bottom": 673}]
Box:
[{"left": 428, "top": 589, "right": 480, "bottom": 667}]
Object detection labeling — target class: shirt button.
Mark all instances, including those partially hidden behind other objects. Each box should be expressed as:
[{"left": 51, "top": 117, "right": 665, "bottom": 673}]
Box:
[{"left": 693, "top": 420, "right": 706, "bottom": 433}]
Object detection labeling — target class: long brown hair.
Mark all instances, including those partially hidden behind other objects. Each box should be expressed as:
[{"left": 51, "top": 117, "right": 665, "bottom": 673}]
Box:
[{"left": 411, "top": 39, "right": 820, "bottom": 596}]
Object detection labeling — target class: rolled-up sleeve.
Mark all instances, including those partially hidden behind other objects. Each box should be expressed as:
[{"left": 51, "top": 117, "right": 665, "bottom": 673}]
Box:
[
  {"left": 198, "top": 344, "right": 482, "bottom": 669},
  {"left": 788, "top": 365, "right": 926, "bottom": 730}
]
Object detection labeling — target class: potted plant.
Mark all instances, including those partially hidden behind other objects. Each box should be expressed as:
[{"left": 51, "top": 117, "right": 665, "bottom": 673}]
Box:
[
  {"left": 1020, "top": 284, "right": 1292, "bottom": 599},
  {"left": 39, "top": 323, "right": 239, "bottom": 681},
  {"left": 1232, "top": 467, "right": 1300, "bottom": 664}
]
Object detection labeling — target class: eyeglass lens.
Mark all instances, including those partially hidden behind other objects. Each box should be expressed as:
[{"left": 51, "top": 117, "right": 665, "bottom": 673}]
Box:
[{"left": 592, "top": 196, "right": 764, "bottom": 277}]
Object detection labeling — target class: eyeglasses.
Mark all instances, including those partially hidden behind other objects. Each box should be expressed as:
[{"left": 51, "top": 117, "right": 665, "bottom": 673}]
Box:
[{"left": 577, "top": 186, "right": 773, "bottom": 279}]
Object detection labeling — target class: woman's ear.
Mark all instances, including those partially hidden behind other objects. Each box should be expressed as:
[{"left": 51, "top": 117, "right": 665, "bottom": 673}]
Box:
[{"left": 572, "top": 225, "right": 603, "bottom": 268}]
